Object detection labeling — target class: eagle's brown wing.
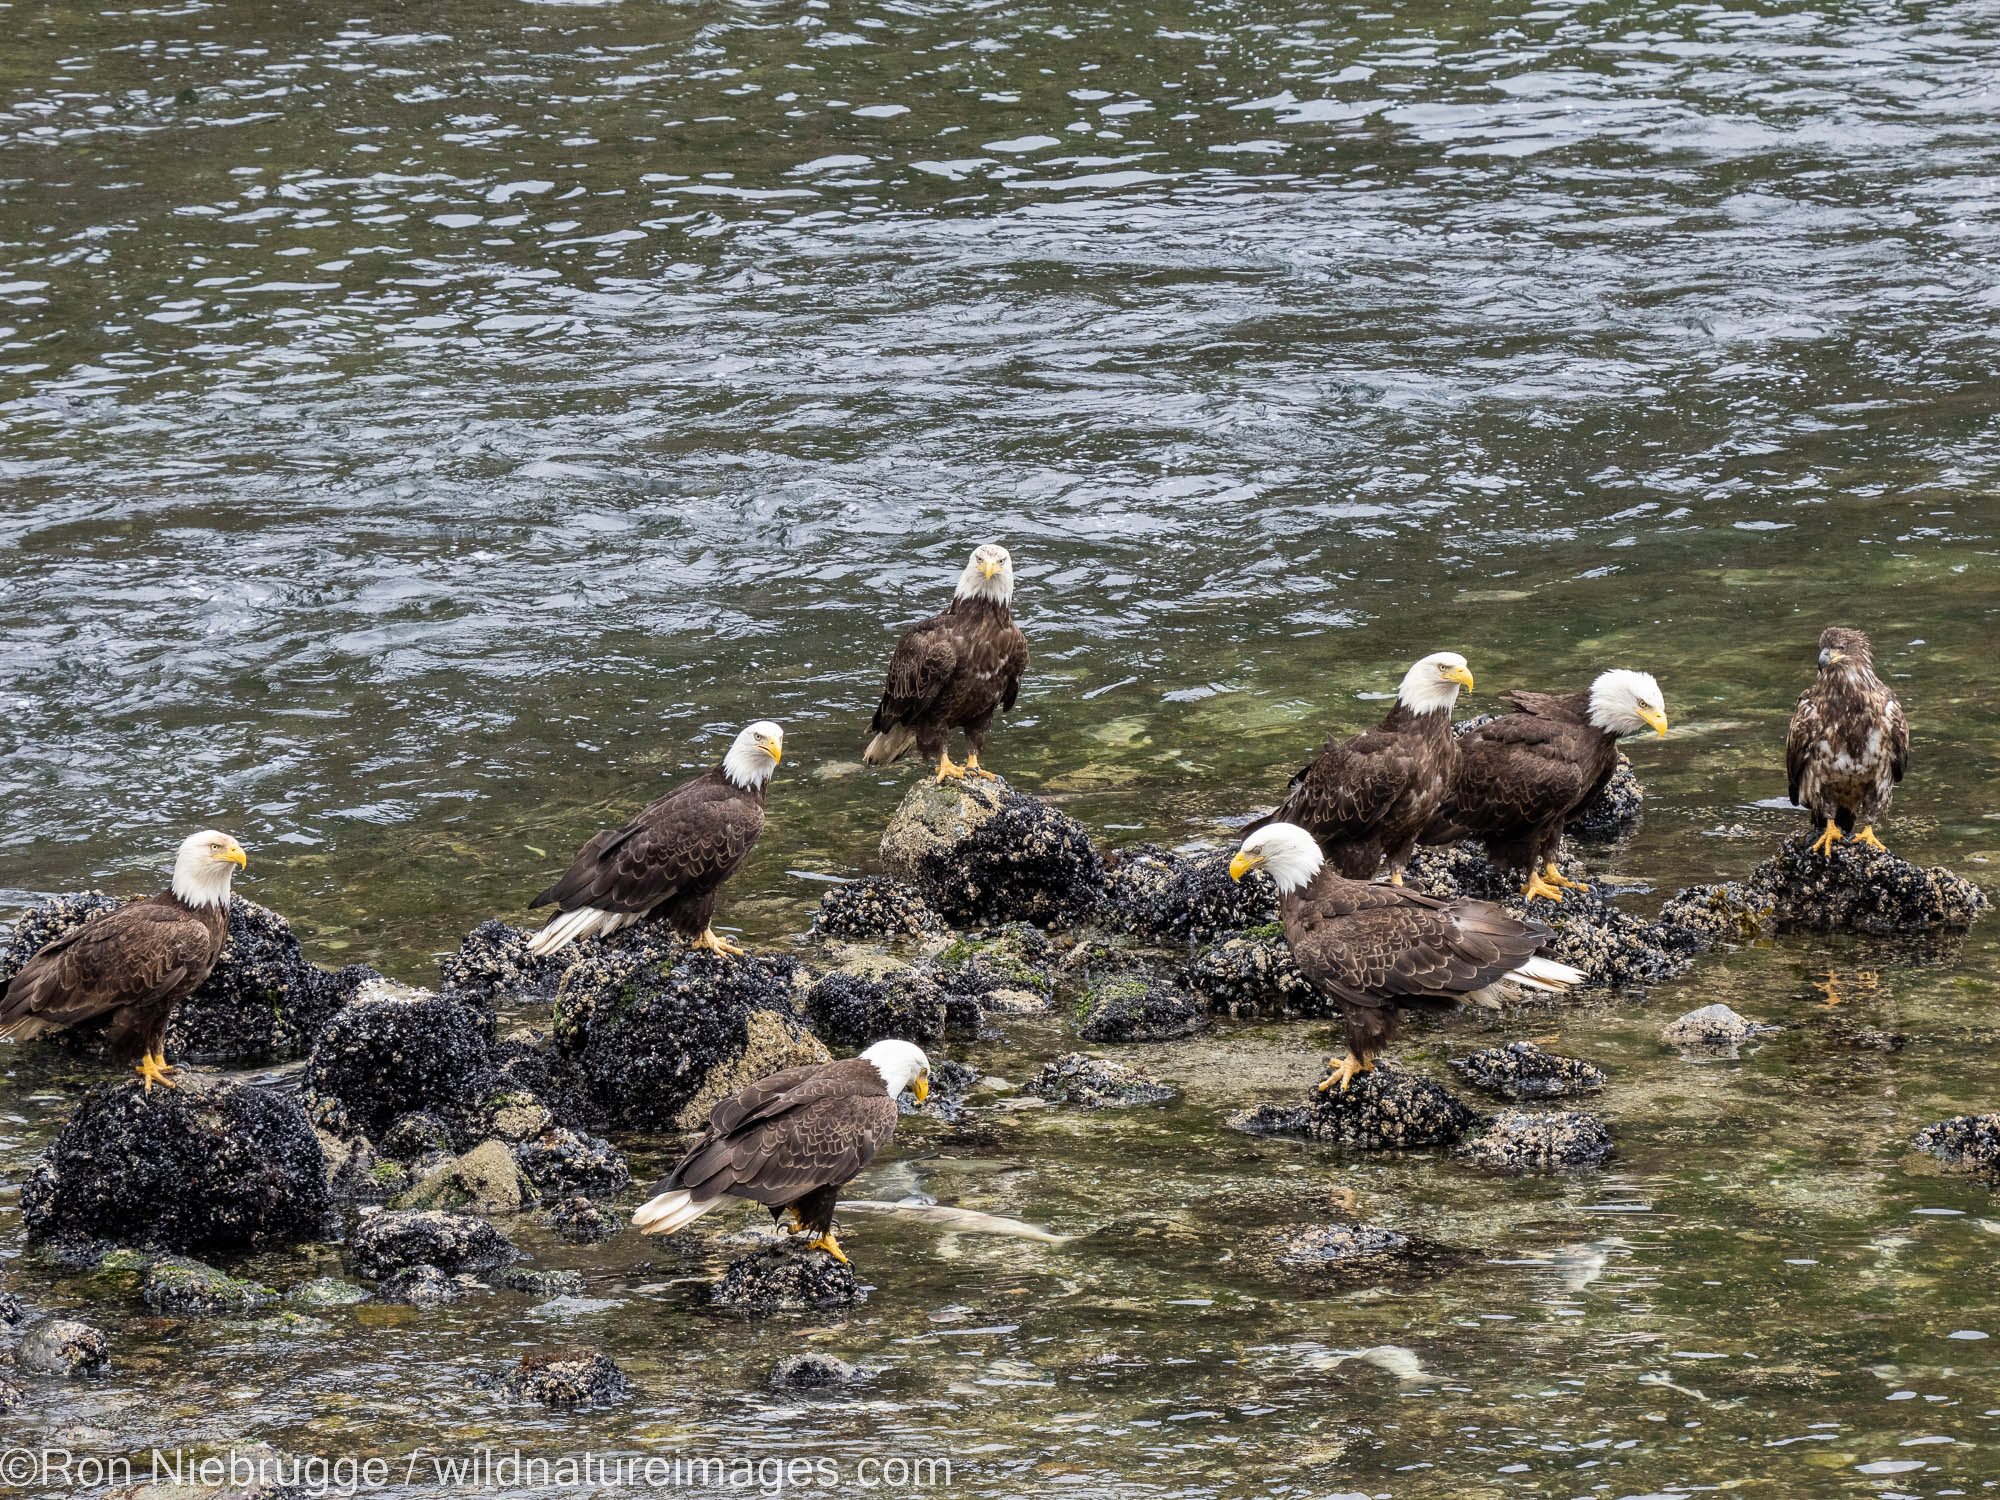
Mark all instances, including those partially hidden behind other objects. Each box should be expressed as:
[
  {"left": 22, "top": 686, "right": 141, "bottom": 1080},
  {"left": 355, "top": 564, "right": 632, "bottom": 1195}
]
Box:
[
  {"left": 1886, "top": 687, "right": 1909, "bottom": 783},
  {"left": 1785, "top": 685, "right": 1822, "bottom": 806},
  {"left": 870, "top": 614, "right": 962, "bottom": 735},
  {"left": 663, "top": 1058, "right": 900, "bottom": 1208},
  {"left": 1432, "top": 714, "right": 1603, "bottom": 842},
  {"left": 1272, "top": 725, "right": 1422, "bottom": 842},
  {"left": 1285, "top": 879, "right": 1548, "bottom": 1019},
  {"left": 0, "top": 895, "right": 223, "bottom": 1046},
  {"left": 533, "top": 770, "right": 763, "bottom": 916},
  {"left": 998, "top": 620, "right": 1028, "bottom": 713}
]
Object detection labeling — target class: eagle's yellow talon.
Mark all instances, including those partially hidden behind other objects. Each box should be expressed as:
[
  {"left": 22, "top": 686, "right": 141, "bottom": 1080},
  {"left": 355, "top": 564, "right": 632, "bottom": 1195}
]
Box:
[
  {"left": 804, "top": 1230, "right": 850, "bottom": 1265},
  {"left": 1317, "top": 1054, "right": 1368, "bottom": 1094},
  {"left": 1523, "top": 871, "right": 1566, "bottom": 903},
  {"left": 691, "top": 927, "right": 744, "bottom": 957},
  {"left": 1810, "top": 819, "right": 1842, "bottom": 857},
  {"left": 1388, "top": 870, "right": 1405, "bottom": 887},
  {"left": 134, "top": 1051, "right": 177, "bottom": 1093},
  {"left": 934, "top": 753, "right": 967, "bottom": 783},
  {"left": 962, "top": 753, "right": 997, "bottom": 781},
  {"left": 1853, "top": 825, "right": 1886, "bottom": 853},
  {"left": 1545, "top": 861, "right": 1589, "bottom": 892}
]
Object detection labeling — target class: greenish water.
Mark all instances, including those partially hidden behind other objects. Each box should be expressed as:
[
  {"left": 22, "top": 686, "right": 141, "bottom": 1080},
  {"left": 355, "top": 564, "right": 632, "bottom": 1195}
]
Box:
[{"left": 4, "top": 0, "right": 2000, "bottom": 1492}]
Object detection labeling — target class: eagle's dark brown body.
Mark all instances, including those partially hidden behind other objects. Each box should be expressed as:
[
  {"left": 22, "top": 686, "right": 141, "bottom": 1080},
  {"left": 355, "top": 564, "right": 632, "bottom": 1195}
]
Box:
[
  {"left": 656, "top": 1057, "right": 901, "bottom": 1235},
  {"left": 1786, "top": 627, "right": 1907, "bottom": 841},
  {"left": 533, "top": 767, "right": 765, "bottom": 939},
  {"left": 1426, "top": 689, "right": 1619, "bottom": 880},
  {"left": 0, "top": 892, "right": 229, "bottom": 1062},
  {"left": 1259, "top": 704, "right": 1458, "bottom": 880},
  {"left": 865, "top": 597, "right": 1028, "bottom": 769}
]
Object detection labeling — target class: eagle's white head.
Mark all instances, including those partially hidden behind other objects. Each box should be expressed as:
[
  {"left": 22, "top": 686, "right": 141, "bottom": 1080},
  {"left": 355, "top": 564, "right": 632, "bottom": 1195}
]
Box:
[
  {"left": 861, "top": 1038, "right": 932, "bottom": 1104},
  {"left": 172, "top": 829, "right": 247, "bottom": 910},
  {"left": 723, "top": 721, "right": 785, "bottom": 790},
  {"left": 953, "top": 544, "right": 1015, "bottom": 607},
  {"left": 1397, "top": 651, "right": 1476, "bottom": 715},
  {"left": 1589, "top": 670, "right": 1669, "bottom": 737},
  {"left": 1228, "top": 822, "right": 1325, "bottom": 897}
]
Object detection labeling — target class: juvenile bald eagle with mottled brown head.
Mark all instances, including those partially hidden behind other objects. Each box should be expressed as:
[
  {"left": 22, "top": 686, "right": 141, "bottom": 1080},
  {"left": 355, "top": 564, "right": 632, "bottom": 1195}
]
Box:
[{"left": 1786, "top": 626, "right": 1907, "bottom": 856}]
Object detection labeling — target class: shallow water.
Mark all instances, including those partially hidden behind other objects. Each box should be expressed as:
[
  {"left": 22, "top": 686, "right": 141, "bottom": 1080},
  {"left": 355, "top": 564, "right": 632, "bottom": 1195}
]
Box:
[{"left": 4, "top": 0, "right": 2000, "bottom": 1493}]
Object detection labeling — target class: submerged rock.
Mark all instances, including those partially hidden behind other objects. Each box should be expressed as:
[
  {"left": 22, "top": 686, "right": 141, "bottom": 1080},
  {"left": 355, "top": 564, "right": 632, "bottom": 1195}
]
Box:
[
  {"left": 141, "top": 1257, "right": 278, "bottom": 1317},
  {"left": 541, "top": 1195, "right": 622, "bottom": 1245},
  {"left": 377, "top": 1263, "right": 482, "bottom": 1308},
  {"left": 0, "top": 1287, "right": 23, "bottom": 1326},
  {"left": 393, "top": 1139, "right": 538, "bottom": 1214},
  {"left": 16, "top": 1318, "right": 110, "bottom": 1378},
  {"left": 21, "top": 1079, "right": 329, "bottom": 1255},
  {"left": 711, "top": 1246, "right": 862, "bottom": 1315},
  {"left": 1450, "top": 1042, "right": 1606, "bottom": 1101},
  {"left": 1914, "top": 1115, "right": 2000, "bottom": 1178},
  {"left": 1231, "top": 1064, "right": 1478, "bottom": 1150},
  {"left": 1099, "top": 845, "right": 1277, "bottom": 942},
  {"left": 770, "top": 1352, "right": 866, "bottom": 1391},
  {"left": 1566, "top": 757, "right": 1645, "bottom": 843},
  {"left": 1182, "top": 936, "right": 1329, "bottom": 1018},
  {"left": 879, "top": 777, "right": 1103, "bottom": 928},
  {"left": 496, "top": 1267, "right": 586, "bottom": 1299},
  {"left": 512, "top": 1127, "right": 630, "bottom": 1200},
  {"left": 306, "top": 990, "right": 497, "bottom": 1143},
  {"left": 348, "top": 1209, "right": 518, "bottom": 1280},
  {"left": 1254, "top": 1224, "right": 1466, "bottom": 1280},
  {"left": 502, "top": 1348, "right": 629, "bottom": 1409},
  {"left": 1457, "top": 1110, "right": 1613, "bottom": 1171},
  {"left": 1661, "top": 1004, "right": 1777, "bottom": 1051},
  {"left": 1820, "top": 1015, "right": 1907, "bottom": 1052},
  {"left": 0, "top": 1378, "right": 20, "bottom": 1412},
  {"left": 809, "top": 878, "right": 945, "bottom": 941},
  {"left": 1077, "top": 976, "right": 1207, "bottom": 1043},
  {"left": 288, "top": 1276, "right": 370, "bottom": 1307},
  {"left": 804, "top": 969, "right": 951, "bottom": 1048},
  {"left": 1028, "top": 1053, "right": 1175, "bottom": 1108}
]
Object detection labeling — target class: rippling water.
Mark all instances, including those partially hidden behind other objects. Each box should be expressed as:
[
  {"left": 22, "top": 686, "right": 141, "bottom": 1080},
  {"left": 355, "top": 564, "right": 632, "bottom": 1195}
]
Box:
[{"left": 4, "top": 0, "right": 1999, "bottom": 1493}]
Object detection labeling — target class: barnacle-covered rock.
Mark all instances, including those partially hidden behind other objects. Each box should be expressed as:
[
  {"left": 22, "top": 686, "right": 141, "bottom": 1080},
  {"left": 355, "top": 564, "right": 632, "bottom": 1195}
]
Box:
[
  {"left": 879, "top": 777, "right": 1103, "bottom": 928},
  {"left": 1076, "top": 976, "right": 1206, "bottom": 1043},
  {"left": 436, "top": 918, "right": 572, "bottom": 1008},
  {"left": 808, "top": 878, "right": 945, "bottom": 941},
  {"left": 1231, "top": 1064, "right": 1478, "bottom": 1150},
  {"left": 1028, "top": 1053, "right": 1175, "bottom": 1108},
  {"left": 16, "top": 1318, "right": 110, "bottom": 1378},
  {"left": 496, "top": 1267, "right": 586, "bottom": 1299},
  {"left": 348, "top": 1209, "right": 518, "bottom": 1280},
  {"left": 1098, "top": 845, "right": 1277, "bottom": 942},
  {"left": 502, "top": 1348, "right": 629, "bottom": 1408},
  {"left": 1456, "top": 1109, "right": 1612, "bottom": 1171},
  {"left": 930, "top": 929, "right": 1056, "bottom": 1018},
  {"left": 1567, "top": 757, "right": 1645, "bottom": 843},
  {"left": 1739, "top": 836, "right": 1986, "bottom": 936},
  {"left": 1660, "top": 1004, "right": 1777, "bottom": 1052},
  {"left": 540, "top": 1195, "right": 621, "bottom": 1244},
  {"left": 141, "top": 1257, "right": 279, "bottom": 1317},
  {"left": 770, "top": 1352, "right": 867, "bottom": 1390},
  {"left": 377, "top": 1263, "right": 483, "bottom": 1308},
  {"left": 393, "top": 1139, "right": 538, "bottom": 1213},
  {"left": 711, "top": 1246, "right": 861, "bottom": 1315},
  {"left": 511, "top": 1127, "right": 630, "bottom": 1200},
  {"left": 1182, "top": 935, "right": 1329, "bottom": 1018},
  {"left": 305, "top": 988, "right": 497, "bottom": 1143},
  {"left": 803, "top": 969, "right": 952, "bottom": 1048},
  {"left": 1914, "top": 1114, "right": 2000, "bottom": 1178},
  {"left": 1449, "top": 1042, "right": 1605, "bottom": 1101}
]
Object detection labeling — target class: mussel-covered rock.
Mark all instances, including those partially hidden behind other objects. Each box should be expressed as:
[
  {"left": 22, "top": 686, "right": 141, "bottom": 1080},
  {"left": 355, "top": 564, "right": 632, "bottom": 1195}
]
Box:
[
  {"left": 1450, "top": 1042, "right": 1605, "bottom": 1101},
  {"left": 511, "top": 1127, "right": 630, "bottom": 1200},
  {"left": 1567, "top": 756, "right": 1645, "bottom": 843},
  {"left": 16, "top": 1318, "right": 110, "bottom": 1378},
  {"left": 0, "top": 1286, "right": 24, "bottom": 1326},
  {"left": 1403, "top": 844, "right": 1519, "bottom": 904},
  {"left": 141, "top": 1257, "right": 279, "bottom": 1316},
  {"left": 0, "top": 1378, "right": 21, "bottom": 1412},
  {"left": 770, "top": 1352, "right": 866, "bottom": 1390},
  {"left": 1029, "top": 1053, "right": 1175, "bottom": 1108},
  {"left": 288, "top": 1277, "right": 369, "bottom": 1307},
  {"left": 502, "top": 1348, "right": 629, "bottom": 1408},
  {"left": 377, "top": 1263, "right": 482, "bottom": 1307},
  {"left": 1182, "top": 935, "right": 1329, "bottom": 1018},
  {"left": 1457, "top": 1109, "right": 1613, "bottom": 1171},
  {"left": 21, "top": 1079, "right": 329, "bottom": 1255},
  {"left": 348, "top": 1209, "right": 518, "bottom": 1280},
  {"left": 305, "top": 988, "right": 496, "bottom": 1142},
  {"left": 879, "top": 777, "right": 1103, "bottom": 927},
  {"left": 804, "top": 969, "right": 952, "bottom": 1048},
  {"left": 1232, "top": 1064, "right": 1478, "bottom": 1149},
  {"left": 1660, "top": 1004, "right": 1776, "bottom": 1052},
  {"left": 496, "top": 1267, "right": 586, "bottom": 1299},
  {"left": 1914, "top": 1114, "right": 2000, "bottom": 1178},
  {"left": 1077, "top": 976, "right": 1206, "bottom": 1042},
  {"left": 393, "top": 1139, "right": 538, "bottom": 1213},
  {"left": 1099, "top": 845, "right": 1277, "bottom": 942},
  {"left": 436, "top": 918, "right": 572, "bottom": 1008},
  {"left": 1737, "top": 836, "right": 1986, "bottom": 936},
  {"left": 712, "top": 1246, "right": 862, "bottom": 1314},
  {"left": 541, "top": 1195, "right": 622, "bottom": 1244},
  {"left": 931, "top": 929, "right": 1056, "bottom": 1018},
  {"left": 1252, "top": 1223, "right": 1466, "bottom": 1280},
  {"left": 809, "top": 878, "right": 945, "bottom": 940},
  {"left": 377, "top": 1111, "right": 456, "bottom": 1164}
]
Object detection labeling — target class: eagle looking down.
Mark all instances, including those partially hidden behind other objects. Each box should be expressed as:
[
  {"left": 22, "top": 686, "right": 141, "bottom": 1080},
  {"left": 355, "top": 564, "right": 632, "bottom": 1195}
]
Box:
[
  {"left": 863, "top": 544, "right": 1028, "bottom": 784},
  {"left": 1786, "top": 626, "right": 1907, "bottom": 856}
]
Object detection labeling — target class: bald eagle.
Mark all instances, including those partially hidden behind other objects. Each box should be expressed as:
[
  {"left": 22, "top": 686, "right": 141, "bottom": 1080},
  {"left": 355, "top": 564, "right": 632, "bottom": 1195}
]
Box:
[
  {"left": 1786, "top": 626, "right": 1908, "bottom": 856},
  {"left": 1425, "top": 670, "right": 1668, "bottom": 902},
  {"left": 631, "top": 1039, "right": 931, "bottom": 1264},
  {"left": 527, "top": 721, "right": 783, "bottom": 958},
  {"left": 863, "top": 544, "right": 1029, "bottom": 784},
  {"left": 1250, "top": 651, "right": 1476, "bottom": 885},
  {"left": 1231, "top": 822, "right": 1581, "bottom": 1092},
  {"left": 0, "top": 830, "right": 247, "bottom": 1092}
]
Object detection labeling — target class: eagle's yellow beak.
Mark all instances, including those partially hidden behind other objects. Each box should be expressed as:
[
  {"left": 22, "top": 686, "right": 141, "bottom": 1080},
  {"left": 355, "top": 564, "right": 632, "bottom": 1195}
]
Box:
[
  {"left": 223, "top": 844, "right": 248, "bottom": 869},
  {"left": 1228, "top": 851, "right": 1260, "bottom": 882},
  {"left": 1640, "top": 706, "right": 1668, "bottom": 737},
  {"left": 979, "top": 559, "right": 1000, "bottom": 579},
  {"left": 1443, "top": 664, "right": 1476, "bottom": 691},
  {"left": 912, "top": 1075, "right": 930, "bottom": 1104},
  {"left": 759, "top": 736, "right": 782, "bottom": 764}
]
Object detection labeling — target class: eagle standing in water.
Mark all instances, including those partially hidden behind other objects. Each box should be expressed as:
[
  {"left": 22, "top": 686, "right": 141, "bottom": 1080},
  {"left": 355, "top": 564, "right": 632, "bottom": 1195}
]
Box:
[
  {"left": 1425, "top": 669, "right": 1668, "bottom": 902},
  {"left": 0, "top": 830, "right": 247, "bottom": 1092},
  {"left": 631, "top": 1039, "right": 932, "bottom": 1264},
  {"left": 527, "top": 721, "right": 783, "bottom": 957},
  {"left": 863, "top": 544, "right": 1028, "bottom": 784},
  {"left": 1251, "top": 651, "right": 1476, "bottom": 885},
  {"left": 1232, "top": 823, "right": 1581, "bottom": 1091},
  {"left": 1786, "top": 626, "right": 1907, "bottom": 856}
]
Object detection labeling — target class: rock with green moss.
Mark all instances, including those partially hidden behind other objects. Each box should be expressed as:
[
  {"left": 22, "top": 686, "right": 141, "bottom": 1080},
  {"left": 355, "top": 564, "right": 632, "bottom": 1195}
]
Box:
[
  {"left": 393, "top": 1139, "right": 538, "bottom": 1213},
  {"left": 141, "top": 1257, "right": 279, "bottom": 1317},
  {"left": 1077, "top": 976, "right": 1206, "bottom": 1043},
  {"left": 288, "top": 1276, "right": 370, "bottom": 1307},
  {"left": 933, "top": 929, "right": 1056, "bottom": 1016}
]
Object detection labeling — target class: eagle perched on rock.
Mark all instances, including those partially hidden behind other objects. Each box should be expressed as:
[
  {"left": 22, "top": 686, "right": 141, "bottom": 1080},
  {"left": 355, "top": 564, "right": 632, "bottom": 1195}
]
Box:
[
  {"left": 527, "top": 721, "right": 783, "bottom": 957},
  {"left": 631, "top": 1039, "right": 931, "bottom": 1264},
  {"left": 1232, "top": 823, "right": 1581, "bottom": 1091},
  {"left": 1426, "top": 670, "right": 1668, "bottom": 902},
  {"left": 864, "top": 544, "right": 1028, "bottom": 784},
  {"left": 1251, "top": 651, "right": 1476, "bottom": 884},
  {"left": 0, "top": 831, "right": 247, "bottom": 1092},
  {"left": 1786, "top": 626, "right": 1907, "bottom": 856}
]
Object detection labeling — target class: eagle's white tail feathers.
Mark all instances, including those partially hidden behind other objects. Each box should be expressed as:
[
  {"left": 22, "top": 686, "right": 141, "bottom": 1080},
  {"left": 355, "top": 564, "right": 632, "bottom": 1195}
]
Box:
[
  {"left": 527, "top": 906, "right": 637, "bottom": 958},
  {"left": 1509, "top": 955, "right": 1587, "bottom": 992},
  {"left": 631, "top": 1189, "right": 721, "bottom": 1236},
  {"left": 863, "top": 725, "right": 918, "bottom": 766}
]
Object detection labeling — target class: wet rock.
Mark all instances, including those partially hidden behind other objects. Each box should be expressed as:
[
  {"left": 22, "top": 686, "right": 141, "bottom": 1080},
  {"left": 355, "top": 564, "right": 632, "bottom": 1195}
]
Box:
[
  {"left": 1450, "top": 1042, "right": 1606, "bottom": 1101},
  {"left": 378, "top": 1112, "right": 456, "bottom": 1163},
  {"left": 1914, "top": 1115, "right": 2000, "bottom": 1178},
  {"left": 1567, "top": 756, "right": 1645, "bottom": 843},
  {"left": 804, "top": 969, "right": 951, "bottom": 1048},
  {"left": 540, "top": 1195, "right": 622, "bottom": 1245},
  {"left": 0, "top": 1377, "right": 20, "bottom": 1412},
  {"left": 1404, "top": 843, "right": 1520, "bottom": 904},
  {"left": 501, "top": 1348, "right": 629, "bottom": 1409},
  {"left": 1661, "top": 1004, "right": 1777, "bottom": 1051},
  {"left": 1182, "top": 936, "right": 1330, "bottom": 1019},
  {"left": 1457, "top": 1110, "right": 1613, "bottom": 1171},
  {"left": 288, "top": 1276, "right": 370, "bottom": 1307},
  {"left": 1077, "top": 975, "right": 1206, "bottom": 1043},
  {"left": 552, "top": 947, "right": 825, "bottom": 1131},
  {"left": 305, "top": 989, "right": 497, "bottom": 1144},
  {"left": 1820, "top": 1016, "right": 1907, "bottom": 1052},
  {"left": 809, "top": 877, "right": 945, "bottom": 940},
  {"left": 348, "top": 1209, "right": 518, "bottom": 1280},
  {"left": 436, "top": 917, "right": 572, "bottom": 1008},
  {"left": 21, "top": 1078, "right": 329, "bottom": 1255},
  {"left": 496, "top": 1267, "right": 586, "bottom": 1299},
  {"left": 141, "top": 1257, "right": 279, "bottom": 1316},
  {"left": 1740, "top": 836, "right": 1987, "bottom": 936},
  {"left": 0, "top": 1288, "right": 23, "bottom": 1326},
  {"left": 325, "top": 1137, "right": 413, "bottom": 1204},
  {"left": 377, "top": 1263, "right": 482, "bottom": 1308},
  {"left": 932, "top": 930, "right": 1056, "bottom": 1017},
  {"left": 483, "top": 1091, "right": 554, "bottom": 1143},
  {"left": 511, "top": 1127, "right": 630, "bottom": 1200},
  {"left": 393, "top": 1139, "right": 538, "bottom": 1213},
  {"left": 168, "top": 898, "right": 382, "bottom": 1065},
  {"left": 254, "top": 1311, "right": 333, "bottom": 1339},
  {"left": 879, "top": 777, "right": 1103, "bottom": 928},
  {"left": 711, "top": 1246, "right": 862, "bottom": 1315},
  {"left": 1253, "top": 1224, "right": 1467, "bottom": 1280},
  {"left": 1099, "top": 845, "right": 1277, "bottom": 942},
  {"left": 770, "top": 1353, "right": 866, "bottom": 1390},
  {"left": 1653, "top": 881, "right": 1769, "bottom": 948},
  {"left": 17, "top": 1318, "right": 110, "bottom": 1378},
  {"left": 485, "top": 1037, "right": 604, "bottom": 1135},
  {"left": 1028, "top": 1052, "right": 1175, "bottom": 1108},
  {"left": 1231, "top": 1064, "right": 1479, "bottom": 1150}
]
